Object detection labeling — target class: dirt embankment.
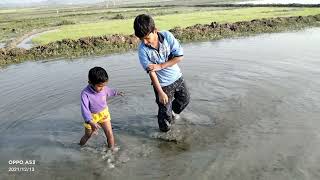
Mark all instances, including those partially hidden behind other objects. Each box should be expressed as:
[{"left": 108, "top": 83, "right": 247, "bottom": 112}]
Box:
[
  {"left": 122, "top": 4, "right": 320, "bottom": 8},
  {"left": 1, "top": 14, "right": 320, "bottom": 67},
  {"left": 6, "top": 28, "right": 58, "bottom": 49},
  {"left": 170, "top": 14, "right": 320, "bottom": 41}
]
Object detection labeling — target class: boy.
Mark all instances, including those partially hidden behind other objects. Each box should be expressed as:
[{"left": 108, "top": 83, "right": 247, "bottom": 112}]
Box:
[
  {"left": 79, "top": 66, "right": 123, "bottom": 149},
  {"left": 134, "top": 14, "right": 190, "bottom": 132}
]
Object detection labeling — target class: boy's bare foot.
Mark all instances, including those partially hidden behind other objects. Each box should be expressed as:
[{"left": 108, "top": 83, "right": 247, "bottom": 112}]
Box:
[{"left": 172, "top": 111, "right": 180, "bottom": 121}]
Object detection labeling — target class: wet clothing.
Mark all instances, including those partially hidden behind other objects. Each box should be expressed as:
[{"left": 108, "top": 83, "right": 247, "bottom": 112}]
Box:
[
  {"left": 138, "top": 30, "right": 190, "bottom": 132},
  {"left": 153, "top": 77, "right": 190, "bottom": 132},
  {"left": 81, "top": 85, "right": 117, "bottom": 123},
  {"left": 138, "top": 30, "right": 184, "bottom": 87},
  {"left": 83, "top": 107, "right": 111, "bottom": 129}
]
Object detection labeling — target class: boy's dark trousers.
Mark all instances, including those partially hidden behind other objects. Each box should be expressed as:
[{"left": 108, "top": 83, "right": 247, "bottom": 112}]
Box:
[{"left": 153, "top": 77, "right": 190, "bottom": 132}]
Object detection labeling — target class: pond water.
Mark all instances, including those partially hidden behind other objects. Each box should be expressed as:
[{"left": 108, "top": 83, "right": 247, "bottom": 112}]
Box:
[
  {"left": 17, "top": 30, "right": 58, "bottom": 50},
  {"left": 1, "top": 28, "right": 320, "bottom": 180}
]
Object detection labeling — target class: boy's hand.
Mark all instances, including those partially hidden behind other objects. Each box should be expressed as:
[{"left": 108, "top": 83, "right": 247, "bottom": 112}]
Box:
[
  {"left": 148, "top": 64, "right": 163, "bottom": 72},
  {"left": 117, "top": 91, "right": 125, "bottom": 96},
  {"left": 159, "top": 91, "right": 169, "bottom": 104}
]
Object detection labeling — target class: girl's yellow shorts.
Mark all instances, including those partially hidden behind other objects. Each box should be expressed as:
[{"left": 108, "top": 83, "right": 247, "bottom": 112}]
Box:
[{"left": 83, "top": 108, "right": 111, "bottom": 130}]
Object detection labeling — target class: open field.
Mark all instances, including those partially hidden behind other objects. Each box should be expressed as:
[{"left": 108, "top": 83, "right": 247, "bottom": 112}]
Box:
[
  {"left": 1, "top": 2, "right": 320, "bottom": 66},
  {"left": 1, "top": 13, "right": 320, "bottom": 67},
  {"left": 33, "top": 7, "right": 320, "bottom": 45},
  {"left": 0, "top": 6, "right": 228, "bottom": 45},
  {"left": 2, "top": 1, "right": 319, "bottom": 46},
  {"left": 0, "top": 0, "right": 245, "bottom": 45}
]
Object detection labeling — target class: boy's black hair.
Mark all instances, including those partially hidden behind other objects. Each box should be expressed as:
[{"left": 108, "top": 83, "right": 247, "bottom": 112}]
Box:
[
  {"left": 133, "top": 14, "right": 155, "bottom": 38},
  {"left": 88, "top": 67, "right": 109, "bottom": 85}
]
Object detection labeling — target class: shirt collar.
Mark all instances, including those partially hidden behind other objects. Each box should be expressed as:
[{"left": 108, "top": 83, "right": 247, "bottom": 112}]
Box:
[
  {"left": 144, "top": 32, "right": 164, "bottom": 49},
  {"left": 158, "top": 32, "right": 164, "bottom": 43},
  {"left": 88, "top": 84, "right": 98, "bottom": 94}
]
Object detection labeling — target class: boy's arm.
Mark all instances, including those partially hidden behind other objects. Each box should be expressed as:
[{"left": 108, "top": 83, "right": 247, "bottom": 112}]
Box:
[
  {"left": 148, "top": 31, "right": 184, "bottom": 72},
  {"left": 138, "top": 44, "right": 167, "bottom": 104},
  {"left": 139, "top": 47, "right": 151, "bottom": 73},
  {"left": 149, "top": 71, "right": 168, "bottom": 104},
  {"left": 148, "top": 56, "right": 183, "bottom": 71}
]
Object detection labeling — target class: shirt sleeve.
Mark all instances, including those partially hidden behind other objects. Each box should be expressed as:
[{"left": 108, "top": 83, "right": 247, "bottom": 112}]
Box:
[
  {"left": 166, "top": 31, "right": 183, "bottom": 58},
  {"left": 138, "top": 47, "right": 151, "bottom": 73},
  {"left": 81, "top": 92, "right": 92, "bottom": 123},
  {"left": 105, "top": 86, "right": 117, "bottom": 98}
]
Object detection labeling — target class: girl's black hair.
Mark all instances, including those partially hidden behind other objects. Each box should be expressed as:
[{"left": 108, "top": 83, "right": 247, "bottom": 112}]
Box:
[{"left": 88, "top": 67, "right": 108, "bottom": 85}]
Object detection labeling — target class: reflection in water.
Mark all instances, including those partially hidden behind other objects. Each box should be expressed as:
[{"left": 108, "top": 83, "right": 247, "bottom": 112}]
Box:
[{"left": 1, "top": 28, "right": 320, "bottom": 179}]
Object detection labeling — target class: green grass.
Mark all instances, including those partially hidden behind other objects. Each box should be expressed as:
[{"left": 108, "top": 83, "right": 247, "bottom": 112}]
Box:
[
  {"left": 0, "top": 6, "right": 206, "bottom": 44},
  {"left": 33, "top": 7, "right": 320, "bottom": 44},
  {"left": 156, "top": 7, "right": 320, "bottom": 30}
]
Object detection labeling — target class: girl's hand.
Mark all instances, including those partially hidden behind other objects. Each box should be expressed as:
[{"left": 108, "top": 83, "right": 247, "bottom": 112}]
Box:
[
  {"left": 89, "top": 121, "right": 100, "bottom": 135},
  {"left": 117, "top": 91, "right": 125, "bottom": 96}
]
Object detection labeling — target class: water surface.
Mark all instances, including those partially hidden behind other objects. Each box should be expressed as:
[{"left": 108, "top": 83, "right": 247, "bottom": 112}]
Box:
[{"left": 1, "top": 28, "right": 320, "bottom": 180}]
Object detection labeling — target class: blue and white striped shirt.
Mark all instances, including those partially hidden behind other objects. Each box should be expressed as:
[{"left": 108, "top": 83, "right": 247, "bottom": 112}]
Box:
[{"left": 138, "top": 30, "right": 183, "bottom": 87}]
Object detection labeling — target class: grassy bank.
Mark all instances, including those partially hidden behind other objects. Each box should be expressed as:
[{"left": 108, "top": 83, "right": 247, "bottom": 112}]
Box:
[
  {"left": 0, "top": 5, "right": 225, "bottom": 46},
  {"left": 1, "top": 14, "right": 320, "bottom": 67},
  {"left": 33, "top": 7, "right": 320, "bottom": 45}
]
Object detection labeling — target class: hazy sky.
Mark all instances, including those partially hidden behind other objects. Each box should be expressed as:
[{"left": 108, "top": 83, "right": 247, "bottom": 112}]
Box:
[
  {"left": 2, "top": 0, "right": 48, "bottom": 3},
  {"left": 1, "top": 0, "right": 319, "bottom": 7},
  {"left": 1, "top": 0, "right": 102, "bottom": 3},
  {"left": 0, "top": 0, "right": 106, "bottom": 7},
  {"left": 0, "top": 0, "right": 156, "bottom": 7}
]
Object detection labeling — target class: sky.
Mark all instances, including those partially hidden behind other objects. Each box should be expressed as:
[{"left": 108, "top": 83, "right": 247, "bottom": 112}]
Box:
[
  {"left": 0, "top": 0, "right": 161, "bottom": 8},
  {"left": 0, "top": 0, "right": 106, "bottom": 7},
  {"left": 1, "top": 0, "right": 319, "bottom": 8},
  {"left": 0, "top": 0, "right": 103, "bottom": 3}
]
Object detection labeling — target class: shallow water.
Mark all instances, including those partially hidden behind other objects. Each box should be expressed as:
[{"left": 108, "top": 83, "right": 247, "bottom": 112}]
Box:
[
  {"left": 1, "top": 28, "right": 320, "bottom": 180},
  {"left": 17, "top": 30, "right": 58, "bottom": 49}
]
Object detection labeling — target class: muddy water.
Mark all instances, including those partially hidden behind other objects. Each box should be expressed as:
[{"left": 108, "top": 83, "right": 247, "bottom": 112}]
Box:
[
  {"left": 17, "top": 30, "right": 58, "bottom": 49},
  {"left": 1, "top": 28, "right": 320, "bottom": 180}
]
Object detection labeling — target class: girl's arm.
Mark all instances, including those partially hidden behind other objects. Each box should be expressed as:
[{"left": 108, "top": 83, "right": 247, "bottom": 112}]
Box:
[
  {"left": 105, "top": 86, "right": 124, "bottom": 97},
  {"left": 81, "top": 93, "right": 92, "bottom": 123}
]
